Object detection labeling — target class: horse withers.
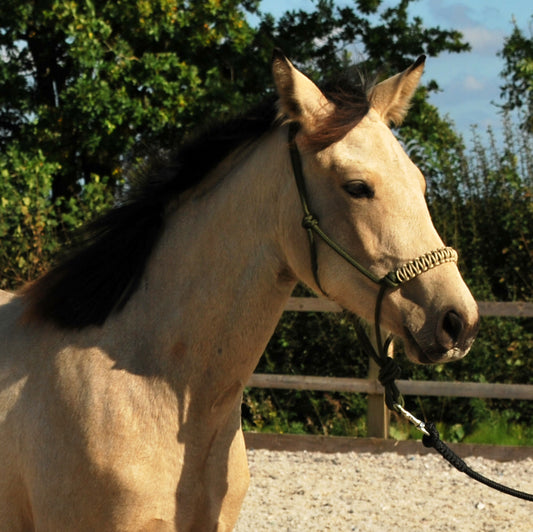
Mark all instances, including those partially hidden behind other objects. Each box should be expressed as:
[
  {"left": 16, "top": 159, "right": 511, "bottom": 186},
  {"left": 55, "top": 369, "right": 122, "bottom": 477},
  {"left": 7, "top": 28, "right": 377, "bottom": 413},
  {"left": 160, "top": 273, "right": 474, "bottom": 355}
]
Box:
[{"left": 0, "top": 53, "right": 479, "bottom": 531}]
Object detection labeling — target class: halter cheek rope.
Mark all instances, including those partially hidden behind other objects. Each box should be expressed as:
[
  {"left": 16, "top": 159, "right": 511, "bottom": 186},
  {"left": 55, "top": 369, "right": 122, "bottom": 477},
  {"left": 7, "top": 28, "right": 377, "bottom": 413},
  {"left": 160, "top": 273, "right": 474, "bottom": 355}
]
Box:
[{"left": 288, "top": 122, "right": 533, "bottom": 502}]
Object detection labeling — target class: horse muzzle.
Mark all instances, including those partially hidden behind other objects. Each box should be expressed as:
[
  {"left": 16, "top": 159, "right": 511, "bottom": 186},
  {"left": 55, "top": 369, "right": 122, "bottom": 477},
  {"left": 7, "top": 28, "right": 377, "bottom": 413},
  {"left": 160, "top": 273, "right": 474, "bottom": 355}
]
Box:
[{"left": 403, "top": 305, "right": 480, "bottom": 365}]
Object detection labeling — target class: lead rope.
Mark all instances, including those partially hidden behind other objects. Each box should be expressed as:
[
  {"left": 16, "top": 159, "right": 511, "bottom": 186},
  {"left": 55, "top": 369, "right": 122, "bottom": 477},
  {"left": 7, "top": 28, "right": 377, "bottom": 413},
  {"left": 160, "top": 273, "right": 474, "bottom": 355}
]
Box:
[
  {"left": 352, "top": 316, "right": 533, "bottom": 502},
  {"left": 287, "top": 123, "right": 533, "bottom": 503}
]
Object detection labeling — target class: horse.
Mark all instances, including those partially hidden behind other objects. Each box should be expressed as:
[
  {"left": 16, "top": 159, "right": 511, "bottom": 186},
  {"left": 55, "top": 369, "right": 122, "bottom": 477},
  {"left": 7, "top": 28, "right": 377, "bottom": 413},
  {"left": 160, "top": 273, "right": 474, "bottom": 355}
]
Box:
[{"left": 0, "top": 51, "right": 479, "bottom": 531}]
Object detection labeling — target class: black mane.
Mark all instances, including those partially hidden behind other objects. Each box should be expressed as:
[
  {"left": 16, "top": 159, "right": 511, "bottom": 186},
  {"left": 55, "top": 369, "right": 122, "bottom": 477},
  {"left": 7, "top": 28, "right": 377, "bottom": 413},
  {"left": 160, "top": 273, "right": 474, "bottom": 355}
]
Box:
[
  {"left": 22, "top": 74, "right": 371, "bottom": 330},
  {"left": 22, "top": 98, "right": 280, "bottom": 329}
]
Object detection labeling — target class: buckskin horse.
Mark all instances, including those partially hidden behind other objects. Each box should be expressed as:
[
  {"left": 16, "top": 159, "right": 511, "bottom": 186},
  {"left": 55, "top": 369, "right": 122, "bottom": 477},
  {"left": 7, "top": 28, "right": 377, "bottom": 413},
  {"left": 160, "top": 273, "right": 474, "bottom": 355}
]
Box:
[{"left": 0, "top": 52, "right": 479, "bottom": 530}]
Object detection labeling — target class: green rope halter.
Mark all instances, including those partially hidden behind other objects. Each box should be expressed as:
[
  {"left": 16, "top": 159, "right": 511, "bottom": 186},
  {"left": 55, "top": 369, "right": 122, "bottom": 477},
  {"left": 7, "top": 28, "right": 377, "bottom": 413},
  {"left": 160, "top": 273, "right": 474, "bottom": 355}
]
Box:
[{"left": 287, "top": 122, "right": 458, "bottom": 411}]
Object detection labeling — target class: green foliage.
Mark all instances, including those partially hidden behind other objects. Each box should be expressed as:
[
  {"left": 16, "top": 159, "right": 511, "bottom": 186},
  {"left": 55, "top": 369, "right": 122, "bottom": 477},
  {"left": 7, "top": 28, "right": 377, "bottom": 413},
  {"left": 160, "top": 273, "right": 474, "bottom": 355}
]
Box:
[
  {"left": 0, "top": 144, "right": 61, "bottom": 287},
  {"left": 463, "top": 408, "right": 533, "bottom": 446},
  {"left": 390, "top": 407, "right": 533, "bottom": 446},
  {"left": 0, "top": 0, "right": 259, "bottom": 203},
  {"left": 0, "top": 0, "right": 259, "bottom": 285},
  {"left": 0, "top": 142, "right": 114, "bottom": 288},
  {"left": 242, "top": 388, "right": 368, "bottom": 436},
  {"left": 255, "top": 0, "right": 469, "bottom": 84},
  {"left": 499, "top": 16, "right": 533, "bottom": 132},
  {"left": 243, "top": 285, "right": 371, "bottom": 435}
]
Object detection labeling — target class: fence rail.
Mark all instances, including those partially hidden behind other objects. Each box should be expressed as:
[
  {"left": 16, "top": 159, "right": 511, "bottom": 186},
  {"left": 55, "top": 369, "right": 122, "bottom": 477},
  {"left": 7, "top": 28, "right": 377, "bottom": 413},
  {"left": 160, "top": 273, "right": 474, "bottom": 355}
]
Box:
[
  {"left": 247, "top": 373, "right": 533, "bottom": 400},
  {"left": 284, "top": 296, "right": 533, "bottom": 317},
  {"left": 247, "top": 297, "right": 533, "bottom": 438}
]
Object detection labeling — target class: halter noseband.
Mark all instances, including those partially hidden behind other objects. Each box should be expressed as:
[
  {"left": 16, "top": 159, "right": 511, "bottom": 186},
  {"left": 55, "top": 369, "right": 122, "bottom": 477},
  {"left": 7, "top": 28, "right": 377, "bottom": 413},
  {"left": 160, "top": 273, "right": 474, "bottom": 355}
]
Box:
[{"left": 287, "top": 122, "right": 458, "bottom": 404}]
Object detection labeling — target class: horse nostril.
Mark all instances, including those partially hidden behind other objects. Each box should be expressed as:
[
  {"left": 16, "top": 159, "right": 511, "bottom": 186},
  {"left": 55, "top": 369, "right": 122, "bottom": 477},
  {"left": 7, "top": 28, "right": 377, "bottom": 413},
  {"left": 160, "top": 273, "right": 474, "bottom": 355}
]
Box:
[{"left": 439, "top": 310, "right": 464, "bottom": 350}]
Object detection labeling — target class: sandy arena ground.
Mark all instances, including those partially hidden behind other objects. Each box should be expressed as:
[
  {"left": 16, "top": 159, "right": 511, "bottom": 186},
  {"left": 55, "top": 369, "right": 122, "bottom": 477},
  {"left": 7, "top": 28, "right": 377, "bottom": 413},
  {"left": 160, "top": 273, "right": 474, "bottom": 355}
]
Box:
[{"left": 235, "top": 448, "right": 533, "bottom": 531}]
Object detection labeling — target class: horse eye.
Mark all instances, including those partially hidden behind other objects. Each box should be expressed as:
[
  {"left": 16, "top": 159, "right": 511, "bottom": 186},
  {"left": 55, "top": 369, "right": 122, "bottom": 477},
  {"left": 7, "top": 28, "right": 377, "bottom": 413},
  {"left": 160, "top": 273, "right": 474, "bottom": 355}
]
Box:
[{"left": 343, "top": 180, "right": 374, "bottom": 199}]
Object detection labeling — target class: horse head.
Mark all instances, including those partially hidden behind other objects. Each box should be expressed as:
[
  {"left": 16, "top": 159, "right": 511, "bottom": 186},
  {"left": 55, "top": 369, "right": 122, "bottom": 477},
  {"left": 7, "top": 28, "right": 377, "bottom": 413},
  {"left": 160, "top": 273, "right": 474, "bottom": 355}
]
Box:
[{"left": 273, "top": 52, "right": 479, "bottom": 364}]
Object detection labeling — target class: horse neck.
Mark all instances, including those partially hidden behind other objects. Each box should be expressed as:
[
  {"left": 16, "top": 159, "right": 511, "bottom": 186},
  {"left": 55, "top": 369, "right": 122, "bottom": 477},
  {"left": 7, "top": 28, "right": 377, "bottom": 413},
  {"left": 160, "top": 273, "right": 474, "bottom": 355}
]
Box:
[{"left": 116, "top": 127, "right": 298, "bottom": 390}]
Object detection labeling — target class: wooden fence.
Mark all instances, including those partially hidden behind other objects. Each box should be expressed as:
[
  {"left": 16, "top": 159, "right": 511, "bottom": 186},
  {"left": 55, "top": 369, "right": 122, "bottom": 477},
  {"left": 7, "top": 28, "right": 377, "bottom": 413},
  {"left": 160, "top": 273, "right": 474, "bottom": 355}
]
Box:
[{"left": 247, "top": 297, "right": 533, "bottom": 438}]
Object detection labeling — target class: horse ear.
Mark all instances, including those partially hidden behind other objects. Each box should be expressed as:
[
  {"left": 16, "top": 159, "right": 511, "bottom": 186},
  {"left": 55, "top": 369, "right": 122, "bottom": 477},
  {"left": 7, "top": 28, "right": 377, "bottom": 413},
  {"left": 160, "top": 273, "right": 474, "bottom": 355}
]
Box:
[
  {"left": 368, "top": 55, "right": 426, "bottom": 126},
  {"left": 272, "top": 49, "right": 332, "bottom": 132}
]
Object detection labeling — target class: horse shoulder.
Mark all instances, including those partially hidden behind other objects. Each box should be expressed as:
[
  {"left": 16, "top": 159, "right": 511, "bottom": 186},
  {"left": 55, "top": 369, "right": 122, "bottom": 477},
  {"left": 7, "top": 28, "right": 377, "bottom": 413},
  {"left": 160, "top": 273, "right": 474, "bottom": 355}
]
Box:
[{"left": 17, "top": 339, "right": 183, "bottom": 528}]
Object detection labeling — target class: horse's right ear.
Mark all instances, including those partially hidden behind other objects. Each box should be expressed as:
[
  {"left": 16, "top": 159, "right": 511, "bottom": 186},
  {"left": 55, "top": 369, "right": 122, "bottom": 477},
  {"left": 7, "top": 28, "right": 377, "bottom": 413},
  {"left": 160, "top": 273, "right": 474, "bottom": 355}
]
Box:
[
  {"left": 272, "top": 49, "right": 332, "bottom": 132},
  {"left": 368, "top": 55, "right": 426, "bottom": 126}
]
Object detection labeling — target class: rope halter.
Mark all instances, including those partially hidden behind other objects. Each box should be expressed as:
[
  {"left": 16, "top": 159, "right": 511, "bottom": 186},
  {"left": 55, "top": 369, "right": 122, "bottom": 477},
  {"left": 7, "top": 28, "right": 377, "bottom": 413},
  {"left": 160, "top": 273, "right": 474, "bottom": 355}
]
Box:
[{"left": 287, "top": 122, "right": 458, "bottom": 409}]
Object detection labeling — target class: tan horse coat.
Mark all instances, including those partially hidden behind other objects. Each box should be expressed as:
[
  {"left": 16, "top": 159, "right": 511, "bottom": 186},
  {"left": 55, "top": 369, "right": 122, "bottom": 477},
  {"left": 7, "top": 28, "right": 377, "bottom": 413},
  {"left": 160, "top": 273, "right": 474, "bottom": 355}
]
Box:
[{"left": 0, "top": 55, "right": 479, "bottom": 530}]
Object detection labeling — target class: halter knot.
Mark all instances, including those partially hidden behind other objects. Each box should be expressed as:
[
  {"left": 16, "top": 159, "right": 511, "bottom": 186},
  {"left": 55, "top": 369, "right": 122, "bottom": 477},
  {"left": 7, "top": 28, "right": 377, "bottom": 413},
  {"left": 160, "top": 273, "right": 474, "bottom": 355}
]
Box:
[
  {"left": 378, "top": 356, "right": 401, "bottom": 385},
  {"left": 302, "top": 214, "right": 319, "bottom": 230},
  {"left": 377, "top": 357, "right": 404, "bottom": 410}
]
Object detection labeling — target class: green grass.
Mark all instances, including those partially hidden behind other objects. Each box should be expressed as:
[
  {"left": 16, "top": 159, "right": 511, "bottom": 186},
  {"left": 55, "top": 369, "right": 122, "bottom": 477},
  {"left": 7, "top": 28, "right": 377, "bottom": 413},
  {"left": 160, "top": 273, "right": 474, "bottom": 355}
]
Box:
[
  {"left": 463, "top": 418, "right": 533, "bottom": 446},
  {"left": 390, "top": 411, "right": 533, "bottom": 446},
  {"left": 244, "top": 415, "right": 533, "bottom": 446}
]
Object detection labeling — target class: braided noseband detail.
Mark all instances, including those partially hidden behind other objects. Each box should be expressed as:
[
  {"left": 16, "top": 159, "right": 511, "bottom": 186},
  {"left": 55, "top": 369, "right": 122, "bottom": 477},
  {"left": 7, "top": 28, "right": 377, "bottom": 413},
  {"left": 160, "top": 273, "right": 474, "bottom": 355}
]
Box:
[{"left": 390, "top": 247, "right": 458, "bottom": 284}]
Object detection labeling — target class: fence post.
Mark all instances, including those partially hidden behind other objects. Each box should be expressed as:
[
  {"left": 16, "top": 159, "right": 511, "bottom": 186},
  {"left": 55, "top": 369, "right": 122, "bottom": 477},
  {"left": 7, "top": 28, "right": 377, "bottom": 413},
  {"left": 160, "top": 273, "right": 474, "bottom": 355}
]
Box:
[{"left": 366, "top": 332, "right": 392, "bottom": 438}]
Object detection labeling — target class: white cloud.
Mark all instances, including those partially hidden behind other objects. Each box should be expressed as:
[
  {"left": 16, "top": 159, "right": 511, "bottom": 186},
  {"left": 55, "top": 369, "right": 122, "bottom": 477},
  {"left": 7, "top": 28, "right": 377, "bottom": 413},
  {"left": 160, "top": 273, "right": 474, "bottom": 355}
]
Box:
[
  {"left": 461, "top": 26, "right": 505, "bottom": 54},
  {"left": 463, "top": 75, "right": 484, "bottom": 91},
  {"left": 427, "top": 0, "right": 477, "bottom": 27}
]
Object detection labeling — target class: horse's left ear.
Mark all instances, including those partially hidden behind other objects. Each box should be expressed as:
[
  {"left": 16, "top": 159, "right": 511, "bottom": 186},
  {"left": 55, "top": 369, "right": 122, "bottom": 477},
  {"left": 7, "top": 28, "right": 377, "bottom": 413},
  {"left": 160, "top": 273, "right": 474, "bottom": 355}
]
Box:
[
  {"left": 271, "top": 49, "right": 332, "bottom": 132},
  {"left": 368, "top": 55, "right": 426, "bottom": 126}
]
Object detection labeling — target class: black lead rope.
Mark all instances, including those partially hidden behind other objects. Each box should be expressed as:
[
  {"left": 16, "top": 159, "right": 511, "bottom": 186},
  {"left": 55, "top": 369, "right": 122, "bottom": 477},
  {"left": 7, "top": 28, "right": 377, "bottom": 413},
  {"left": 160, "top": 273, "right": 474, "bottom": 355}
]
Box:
[
  {"left": 287, "top": 122, "right": 533, "bottom": 503},
  {"left": 355, "top": 318, "right": 533, "bottom": 503},
  {"left": 421, "top": 421, "right": 533, "bottom": 501}
]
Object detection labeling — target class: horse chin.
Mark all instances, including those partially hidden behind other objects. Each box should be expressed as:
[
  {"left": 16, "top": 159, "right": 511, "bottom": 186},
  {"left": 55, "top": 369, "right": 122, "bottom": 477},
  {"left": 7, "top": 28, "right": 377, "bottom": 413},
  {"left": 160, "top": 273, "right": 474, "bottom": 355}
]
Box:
[
  {"left": 402, "top": 327, "right": 473, "bottom": 365},
  {"left": 402, "top": 335, "right": 434, "bottom": 365},
  {"left": 402, "top": 328, "right": 452, "bottom": 365}
]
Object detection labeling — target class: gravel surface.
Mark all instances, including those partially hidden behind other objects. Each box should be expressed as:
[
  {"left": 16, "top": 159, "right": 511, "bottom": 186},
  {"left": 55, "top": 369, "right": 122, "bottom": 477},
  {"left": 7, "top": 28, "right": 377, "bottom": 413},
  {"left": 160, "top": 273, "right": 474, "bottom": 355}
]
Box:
[{"left": 235, "top": 449, "right": 533, "bottom": 531}]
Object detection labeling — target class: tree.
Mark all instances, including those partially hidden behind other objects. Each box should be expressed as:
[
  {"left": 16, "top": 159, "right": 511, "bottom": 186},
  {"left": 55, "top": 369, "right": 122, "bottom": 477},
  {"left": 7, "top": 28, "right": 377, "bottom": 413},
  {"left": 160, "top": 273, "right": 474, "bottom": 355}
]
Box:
[
  {"left": 499, "top": 16, "right": 533, "bottom": 132},
  {"left": 254, "top": 0, "right": 469, "bottom": 83},
  {"left": 0, "top": 0, "right": 261, "bottom": 285},
  {"left": 0, "top": 0, "right": 260, "bottom": 201}
]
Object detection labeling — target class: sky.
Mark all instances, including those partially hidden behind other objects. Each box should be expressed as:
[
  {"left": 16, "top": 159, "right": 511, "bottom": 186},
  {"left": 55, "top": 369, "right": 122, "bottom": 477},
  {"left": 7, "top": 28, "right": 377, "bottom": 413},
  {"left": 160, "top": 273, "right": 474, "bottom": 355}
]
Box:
[{"left": 257, "top": 0, "right": 532, "bottom": 143}]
